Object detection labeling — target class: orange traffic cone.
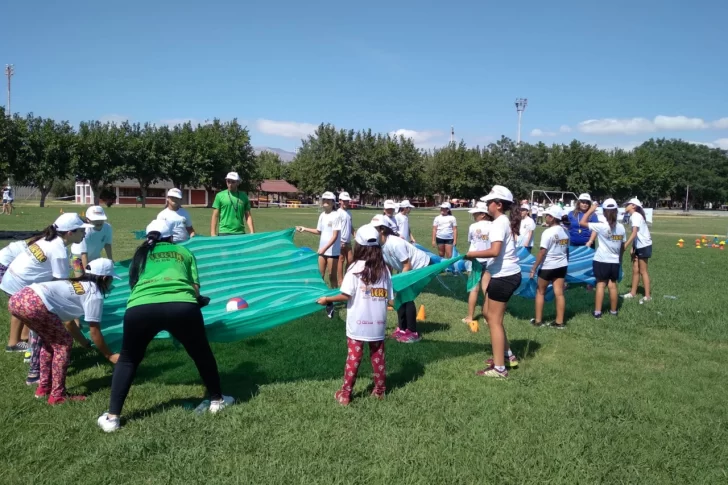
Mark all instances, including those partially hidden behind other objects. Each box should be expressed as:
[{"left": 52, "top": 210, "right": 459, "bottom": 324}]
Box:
[
  {"left": 81, "top": 211, "right": 85, "bottom": 218},
  {"left": 468, "top": 320, "right": 479, "bottom": 333},
  {"left": 416, "top": 305, "right": 426, "bottom": 322}
]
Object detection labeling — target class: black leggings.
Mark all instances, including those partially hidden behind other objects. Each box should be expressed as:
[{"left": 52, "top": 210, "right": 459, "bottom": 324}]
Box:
[
  {"left": 108, "top": 302, "right": 222, "bottom": 415},
  {"left": 397, "top": 301, "right": 417, "bottom": 332}
]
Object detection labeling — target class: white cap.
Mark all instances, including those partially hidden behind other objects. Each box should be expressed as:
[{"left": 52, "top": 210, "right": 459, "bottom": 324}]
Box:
[
  {"left": 54, "top": 213, "right": 93, "bottom": 232},
  {"left": 370, "top": 215, "right": 386, "bottom": 227},
  {"left": 468, "top": 201, "right": 489, "bottom": 214},
  {"left": 383, "top": 199, "right": 397, "bottom": 209},
  {"left": 355, "top": 225, "right": 380, "bottom": 246},
  {"left": 86, "top": 205, "right": 108, "bottom": 221},
  {"left": 439, "top": 202, "right": 451, "bottom": 209},
  {"left": 624, "top": 197, "right": 642, "bottom": 207},
  {"left": 321, "top": 191, "right": 336, "bottom": 200},
  {"left": 167, "top": 188, "right": 183, "bottom": 199},
  {"left": 481, "top": 185, "right": 514, "bottom": 203},
  {"left": 578, "top": 193, "right": 592, "bottom": 202},
  {"left": 399, "top": 200, "right": 414, "bottom": 209},
  {"left": 519, "top": 203, "right": 530, "bottom": 211},
  {"left": 146, "top": 219, "right": 174, "bottom": 239},
  {"left": 602, "top": 198, "right": 618, "bottom": 209},
  {"left": 339, "top": 191, "right": 351, "bottom": 201},
  {"left": 544, "top": 206, "right": 563, "bottom": 219},
  {"left": 86, "top": 258, "right": 121, "bottom": 280},
  {"left": 225, "top": 172, "right": 241, "bottom": 182}
]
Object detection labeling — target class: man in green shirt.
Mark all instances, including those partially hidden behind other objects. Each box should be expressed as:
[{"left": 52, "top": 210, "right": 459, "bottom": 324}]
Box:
[{"left": 210, "top": 172, "right": 255, "bottom": 236}]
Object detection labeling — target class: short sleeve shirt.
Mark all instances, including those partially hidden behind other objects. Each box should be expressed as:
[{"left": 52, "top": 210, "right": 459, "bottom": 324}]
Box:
[
  {"left": 630, "top": 212, "right": 652, "bottom": 249},
  {"left": 30, "top": 280, "right": 105, "bottom": 323},
  {"left": 518, "top": 217, "right": 536, "bottom": 248},
  {"left": 382, "top": 236, "right": 430, "bottom": 272},
  {"left": 588, "top": 222, "right": 626, "bottom": 264},
  {"left": 395, "top": 213, "right": 410, "bottom": 241},
  {"left": 213, "top": 190, "right": 251, "bottom": 235},
  {"left": 337, "top": 208, "right": 353, "bottom": 244},
  {"left": 317, "top": 211, "right": 343, "bottom": 256},
  {"left": 468, "top": 221, "right": 492, "bottom": 264},
  {"left": 486, "top": 215, "right": 521, "bottom": 278},
  {"left": 71, "top": 223, "right": 113, "bottom": 260},
  {"left": 540, "top": 225, "right": 570, "bottom": 270},
  {"left": 126, "top": 243, "right": 200, "bottom": 308},
  {"left": 340, "top": 260, "right": 393, "bottom": 341},
  {"left": 157, "top": 207, "right": 193, "bottom": 242},
  {"left": 0, "top": 238, "right": 69, "bottom": 296},
  {"left": 433, "top": 215, "right": 457, "bottom": 239}
]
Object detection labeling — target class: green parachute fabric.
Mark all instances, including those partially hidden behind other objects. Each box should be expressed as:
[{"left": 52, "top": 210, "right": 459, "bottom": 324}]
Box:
[{"left": 88, "top": 229, "right": 461, "bottom": 352}]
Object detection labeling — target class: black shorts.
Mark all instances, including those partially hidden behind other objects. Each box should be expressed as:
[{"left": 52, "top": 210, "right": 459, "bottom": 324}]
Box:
[
  {"left": 593, "top": 261, "right": 620, "bottom": 283},
  {"left": 538, "top": 266, "right": 567, "bottom": 282},
  {"left": 634, "top": 245, "right": 652, "bottom": 260},
  {"left": 436, "top": 237, "right": 454, "bottom": 245},
  {"left": 320, "top": 254, "right": 340, "bottom": 260},
  {"left": 486, "top": 272, "right": 522, "bottom": 303}
]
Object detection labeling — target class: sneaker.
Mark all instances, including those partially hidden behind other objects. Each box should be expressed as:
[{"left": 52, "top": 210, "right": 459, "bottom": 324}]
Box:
[
  {"left": 5, "top": 341, "right": 30, "bottom": 353},
  {"left": 48, "top": 394, "right": 87, "bottom": 405},
  {"left": 23, "top": 350, "right": 32, "bottom": 363},
  {"left": 35, "top": 387, "right": 50, "bottom": 398},
  {"left": 97, "top": 413, "right": 121, "bottom": 433},
  {"left": 26, "top": 375, "right": 40, "bottom": 386},
  {"left": 476, "top": 367, "right": 508, "bottom": 378},
  {"left": 334, "top": 390, "right": 350, "bottom": 406},
  {"left": 400, "top": 331, "right": 422, "bottom": 343},
  {"left": 370, "top": 389, "right": 385, "bottom": 400},
  {"left": 639, "top": 297, "right": 652, "bottom": 305},
  {"left": 530, "top": 318, "right": 544, "bottom": 327},
  {"left": 621, "top": 293, "right": 635, "bottom": 299},
  {"left": 485, "top": 355, "right": 519, "bottom": 369},
  {"left": 209, "top": 395, "right": 234, "bottom": 414},
  {"left": 390, "top": 328, "right": 405, "bottom": 340},
  {"left": 550, "top": 322, "right": 566, "bottom": 330},
  {"left": 609, "top": 310, "right": 618, "bottom": 316},
  {"left": 593, "top": 311, "right": 602, "bottom": 319},
  {"left": 325, "top": 303, "right": 335, "bottom": 319}
]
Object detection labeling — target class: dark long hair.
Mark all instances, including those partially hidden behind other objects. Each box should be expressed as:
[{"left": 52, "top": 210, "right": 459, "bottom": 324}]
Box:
[
  {"left": 495, "top": 200, "right": 521, "bottom": 237},
  {"left": 70, "top": 272, "right": 114, "bottom": 297},
  {"left": 604, "top": 208, "right": 618, "bottom": 229},
  {"left": 634, "top": 206, "right": 647, "bottom": 220},
  {"left": 27, "top": 225, "right": 59, "bottom": 245},
  {"left": 351, "top": 245, "right": 388, "bottom": 285},
  {"left": 129, "top": 231, "right": 173, "bottom": 289}
]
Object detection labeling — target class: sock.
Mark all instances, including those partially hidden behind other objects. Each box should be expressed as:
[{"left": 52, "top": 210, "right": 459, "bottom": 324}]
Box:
[
  {"left": 495, "top": 365, "right": 506, "bottom": 372},
  {"left": 594, "top": 311, "right": 602, "bottom": 316},
  {"left": 610, "top": 310, "right": 618, "bottom": 315},
  {"left": 505, "top": 349, "right": 513, "bottom": 358}
]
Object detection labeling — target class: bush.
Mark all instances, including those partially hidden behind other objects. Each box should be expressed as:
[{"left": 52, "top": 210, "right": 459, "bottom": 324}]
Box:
[
  {"left": 99, "top": 187, "right": 117, "bottom": 207},
  {"left": 51, "top": 178, "right": 75, "bottom": 199}
]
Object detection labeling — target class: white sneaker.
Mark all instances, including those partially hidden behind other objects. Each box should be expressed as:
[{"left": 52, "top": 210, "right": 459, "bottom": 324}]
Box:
[
  {"left": 209, "top": 395, "right": 234, "bottom": 414},
  {"left": 97, "top": 412, "right": 120, "bottom": 433},
  {"left": 621, "top": 293, "right": 635, "bottom": 299},
  {"left": 639, "top": 297, "right": 652, "bottom": 304}
]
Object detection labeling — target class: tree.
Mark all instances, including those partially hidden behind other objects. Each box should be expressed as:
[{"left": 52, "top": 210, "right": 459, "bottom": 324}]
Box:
[
  {"left": 164, "top": 122, "right": 198, "bottom": 190},
  {"left": 223, "top": 119, "right": 258, "bottom": 192},
  {"left": 0, "top": 107, "right": 21, "bottom": 184},
  {"left": 123, "top": 122, "right": 167, "bottom": 208},
  {"left": 73, "top": 121, "right": 126, "bottom": 204},
  {"left": 14, "top": 114, "right": 75, "bottom": 207},
  {"left": 257, "top": 150, "right": 285, "bottom": 180}
]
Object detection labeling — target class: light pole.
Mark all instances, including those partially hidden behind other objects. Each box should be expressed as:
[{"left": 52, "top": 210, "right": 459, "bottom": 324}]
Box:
[
  {"left": 5, "top": 64, "right": 14, "bottom": 116},
  {"left": 515, "top": 98, "right": 527, "bottom": 144}
]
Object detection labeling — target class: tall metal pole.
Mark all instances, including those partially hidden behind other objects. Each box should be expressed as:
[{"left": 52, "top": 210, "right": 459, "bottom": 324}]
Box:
[
  {"left": 515, "top": 98, "right": 528, "bottom": 144},
  {"left": 450, "top": 125, "right": 455, "bottom": 144},
  {"left": 5, "top": 64, "right": 14, "bottom": 116},
  {"left": 685, "top": 184, "right": 690, "bottom": 212}
]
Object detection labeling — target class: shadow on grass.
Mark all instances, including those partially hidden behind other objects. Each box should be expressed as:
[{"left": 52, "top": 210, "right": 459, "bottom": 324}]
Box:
[{"left": 0, "top": 230, "right": 39, "bottom": 241}]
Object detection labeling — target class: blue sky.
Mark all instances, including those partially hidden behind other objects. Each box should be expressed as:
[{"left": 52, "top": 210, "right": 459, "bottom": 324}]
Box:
[{"left": 3, "top": 0, "right": 728, "bottom": 152}]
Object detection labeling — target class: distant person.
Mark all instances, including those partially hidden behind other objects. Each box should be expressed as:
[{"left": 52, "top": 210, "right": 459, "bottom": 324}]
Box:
[
  {"left": 395, "top": 200, "right": 416, "bottom": 244},
  {"left": 211, "top": 172, "right": 255, "bottom": 236},
  {"left": 518, "top": 204, "right": 536, "bottom": 252},
  {"left": 336, "top": 191, "right": 354, "bottom": 286},
  {"left": 463, "top": 202, "right": 493, "bottom": 326},
  {"left": 382, "top": 200, "right": 400, "bottom": 236},
  {"left": 316, "top": 224, "right": 393, "bottom": 406},
  {"left": 432, "top": 202, "right": 457, "bottom": 260},
  {"left": 567, "top": 194, "right": 598, "bottom": 247},
  {"left": 157, "top": 188, "right": 196, "bottom": 242},
  {"left": 70, "top": 205, "right": 114, "bottom": 274},
  {"left": 537, "top": 203, "right": 545, "bottom": 225},
  {"left": 531, "top": 203, "right": 538, "bottom": 221},
  {"left": 2, "top": 186, "right": 14, "bottom": 215},
  {"left": 622, "top": 198, "right": 652, "bottom": 304}
]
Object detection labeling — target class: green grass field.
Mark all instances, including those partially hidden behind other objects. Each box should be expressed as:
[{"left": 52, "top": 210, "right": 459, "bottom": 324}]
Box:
[{"left": 1, "top": 205, "right": 727, "bottom": 484}]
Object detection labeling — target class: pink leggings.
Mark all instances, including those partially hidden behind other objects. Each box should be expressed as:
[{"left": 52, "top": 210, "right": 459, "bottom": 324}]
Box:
[
  {"left": 9, "top": 288, "right": 72, "bottom": 398},
  {"left": 341, "top": 338, "right": 386, "bottom": 398}
]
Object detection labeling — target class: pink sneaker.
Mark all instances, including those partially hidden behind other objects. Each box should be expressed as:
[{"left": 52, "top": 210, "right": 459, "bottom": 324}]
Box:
[
  {"left": 390, "top": 328, "right": 405, "bottom": 340},
  {"left": 399, "top": 330, "right": 422, "bottom": 343},
  {"left": 485, "top": 355, "right": 519, "bottom": 369},
  {"left": 334, "top": 390, "right": 350, "bottom": 406},
  {"left": 34, "top": 387, "right": 50, "bottom": 399},
  {"left": 48, "top": 394, "right": 87, "bottom": 405}
]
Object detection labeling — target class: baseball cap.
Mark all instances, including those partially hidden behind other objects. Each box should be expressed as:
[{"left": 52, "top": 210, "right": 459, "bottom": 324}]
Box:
[
  {"left": 624, "top": 197, "right": 642, "bottom": 207},
  {"left": 321, "top": 191, "right": 336, "bottom": 200},
  {"left": 354, "top": 224, "right": 380, "bottom": 246},
  {"left": 481, "top": 185, "right": 514, "bottom": 203},
  {"left": 468, "top": 201, "right": 488, "bottom": 214},
  {"left": 519, "top": 203, "right": 530, "bottom": 211},
  {"left": 370, "top": 215, "right": 386, "bottom": 227},
  {"left": 86, "top": 258, "right": 121, "bottom": 280},
  {"left": 339, "top": 191, "right": 352, "bottom": 201},
  {"left": 86, "top": 205, "right": 108, "bottom": 221},
  {"left": 578, "top": 193, "right": 592, "bottom": 202},
  {"left": 399, "top": 200, "right": 414, "bottom": 209},
  {"left": 439, "top": 202, "right": 451, "bottom": 209},
  {"left": 167, "top": 188, "right": 183, "bottom": 199},
  {"left": 544, "top": 206, "right": 563, "bottom": 219},
  {"left": 54, "top": 213, "right": 93, "bottom": 232},
  {"left": 225, "top": 172, "right": 241, "bottom": 182},
  {"left": 602, "top": 198, "right": 618, "bottom": 209},
  {"left": 146, "top": 219, "right": 174, "bottom": 239},
  {"left": 383, "top": 199, "right": 397, "bottom": 209}
]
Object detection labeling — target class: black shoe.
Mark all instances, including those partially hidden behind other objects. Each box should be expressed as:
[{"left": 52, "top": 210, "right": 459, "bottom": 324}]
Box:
[
  {"left": 593, "top": 312, "right": 602, "bottom": 319},
  {"left": 326, "top": 303, "right": 335, "bottom": 319},
  {"left": 550, "top": 322, "right": 566, "bottom": 330},
  {"left": 529, "top": 318, "right": 544, "bottom": 327}
]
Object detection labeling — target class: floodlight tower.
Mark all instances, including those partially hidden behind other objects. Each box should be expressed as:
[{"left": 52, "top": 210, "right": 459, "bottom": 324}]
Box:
[
  {"left": 450, "top": 125, "right": 455, "bottom": 144},
  {"left": 4, "top": 64, "right": 14, "bottom": 116},
  {"left": 515, "top": 98, "right": 528, "bottom": 144}
]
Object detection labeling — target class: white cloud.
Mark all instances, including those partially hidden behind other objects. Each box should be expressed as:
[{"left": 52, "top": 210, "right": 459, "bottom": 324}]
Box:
[
  {"left": 256, "top": 119, "right": 317, "bottom": 138},
  {"left": 98, "top": 114, "right": 129, "bottom": 125},
  {"left": 714, "top": 138, "right": 728, "bottom": 149},
  {"left": 559, "top": 125, "right": 571, "bottom": 133},
  {"left": 530, "top": 128, "right": 557, "bottom": 137},
  {"left": 389, "top": 129, "right": 443, "bottom": 145},
  {"left": 653, "top": 115, "right": 708, "bottom": 131},
  {"left": 577, "top": 115, "right": 728, "bottom": 135},
  {"left": 712, "top": 118, "right": 728, "bottom": 129}
]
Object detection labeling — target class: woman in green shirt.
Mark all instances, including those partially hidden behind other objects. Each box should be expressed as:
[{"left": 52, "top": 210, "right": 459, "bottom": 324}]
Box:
[{"left": 97, "top": 220, "right": 232, "bottom": 432}]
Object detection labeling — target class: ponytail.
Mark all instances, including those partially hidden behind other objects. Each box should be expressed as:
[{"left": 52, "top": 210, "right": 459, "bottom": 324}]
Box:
[
  {"left": 129, "top": 232, "right": 172, "bottom": 289},
  {"left": 70, "top": 272, "right": 113, "bottom": 297},
  {"left": 604, "top": 208, "right": 618, "bottom": 229},
  {"left": 501, "top": 200, "right": 521, "bottom": 237},
  {"left": 28, "top": 225, "right": 59, "bottom": 245},
  {"left": 635, "top": 206, "right": 647, "bottom": 220},
  {"left": 560, "top": 215, "right": 571, "bottom": 227}
]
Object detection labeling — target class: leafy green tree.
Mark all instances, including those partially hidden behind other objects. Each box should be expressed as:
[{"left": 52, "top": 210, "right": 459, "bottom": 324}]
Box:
[
  {"left": 123, "top": 122, "right": 167, "bottom": 208},
  {"left": 257, "top": 150, "right": 285, "bottom": 180},
  {"left": 73, "top": 121, "right": 126, "bottom": 204},
  {"left": 0, "top": 107, "right": 21, "bottom": 184}
]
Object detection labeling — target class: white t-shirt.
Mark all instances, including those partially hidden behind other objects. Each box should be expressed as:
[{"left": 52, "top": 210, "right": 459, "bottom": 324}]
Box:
[
  {"left": 588, "top": 222, "right": 626, "bottom": 264},
  {"left": 537, "top": 207, "right": 544, "bottom": 217},
  {"left": 2, "top": 189, "right": 10, "bottom": 201},
  {"left": 468, "top": 221, "right": 492, "bottom": 264},
  {"left": 317, "top": 211, "right": 343, "bottom": 256},
  {"left": 539, "top": 225, "right": 570, "bottom": 270},
  {"left": 382, "top": 236, "right": 430, "bottom": 272},
  {"left": 531, "top": 206, "right": 538, "bottom": 217},
  {"left": 30, "top": 280, "right": 104, "bottom": 323},
  {"left": 337, "top": 208, "right": 353, "bottom": 244},
  {"left": 340, "top": 260, "right": 393, "bottom": 341},
  {"left": 630, "top": 212, "right": 652, "bottom": 249},
  {"left": 157, "top": 207, "right": 193, "bottom": 242},
  {"left": 433, "top": 215, "right": 457, "bottom": 240},
  {"left": 383, "top": 214, "right": 399, "bottom": 235},
  {"left": 395, "top": 213, "right": 410, "bottom": 241},
  {"left": 0, "top": 240, "right": 27, "bottom": 267},
  {"left": 486, "top": 215, "right": 521, "bottom": 278},
  {"left": 0, "top": 238, "right": 69, "bottom": 295},
  {"left": 518, "top": 217, "right": 537, "bottom": 248},
  {"left": 71, "top": 223, "right": 113, "bottom": 260}
]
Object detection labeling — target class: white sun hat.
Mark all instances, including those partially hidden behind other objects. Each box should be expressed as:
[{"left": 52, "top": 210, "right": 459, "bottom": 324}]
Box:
[
  {"left": 439, "top": 201, "right": 451, "bottom": 209},
  {"left": 624, "top": 197, "right": 642, "bottom": 207},
  {"left": 519, "top": 203, "right": 530, "bottom": 211},
  {"left": 481, "top": 185, "right": 514, "bottom": 203},
  {"left": 85, "top": 205, "right": 108, "bottom": 221},
  {"left": 602, "top": 198, "right": 618, "bottom": 209},
  {"left": 86, "top": 258, "right": 121, "bottom": 280},
  {"left": 167, "top": 188, "right": 183, "bottom": 199},
  {"left": 321, "top": 191, "right": 336, "bottom": 200},
  {"left": 354, "top": 225, "right": 380, "bottom": 246},
  {"left": 383, "top": 199, "right": 397, "bottom": 209},
  {"left": 544, "top": 206, "right": 563, "bottom": 219},
  {"left": 468, "top": 201, "right": 489, "bottom": 214},
  {"left": 399, "top": 200, "right": 414, "bottom": 208},
  {"left": 146, "top": 219, "right": 174, "bottom": 238},
  {"left": 225, "top": 172, "right": 241, "bottom": 182},
  {"left": 578, "top": 193, "right": 592, "bottom": 202},
  {"left": 54, "top": 213, "right": 93, "bottom": 232},
  {"left": 339, "top": 191, "right": 352, "bottom": 201}
]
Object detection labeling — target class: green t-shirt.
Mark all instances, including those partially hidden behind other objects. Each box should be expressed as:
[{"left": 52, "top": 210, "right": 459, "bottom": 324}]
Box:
[
  {"left": 126, "top": 243, "right": 200, "bottom": 308},
  {"left": 213, "top": 190, "right": 251, "bottom": 235}
]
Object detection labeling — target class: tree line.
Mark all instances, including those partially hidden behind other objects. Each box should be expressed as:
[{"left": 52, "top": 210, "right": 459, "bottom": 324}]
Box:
[{"left": 2, "top": 108, "right": 726, "bottom": 208}]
